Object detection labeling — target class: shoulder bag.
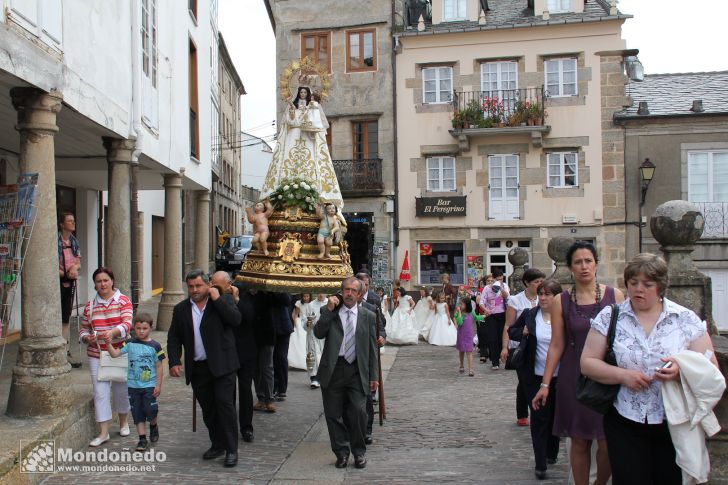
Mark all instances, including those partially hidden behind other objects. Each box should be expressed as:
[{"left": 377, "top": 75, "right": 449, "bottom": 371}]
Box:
[
  {"left": 88, "top": 297, "right": 128, "bottom": 382},
  {"left": 575, "top": 303, "right": 620, "bottom": 414}
]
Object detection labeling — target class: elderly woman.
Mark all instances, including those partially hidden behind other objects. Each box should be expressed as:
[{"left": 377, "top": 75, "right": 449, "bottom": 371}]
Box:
[
  {"left": 581, "top": 253, "right": 719, "bottom": 484},
  {"left": 79, "top": 267, "right": 134, "bottom": 446},
  {"left": 509, "top": 279, "right": 563, "bottom": 480}
]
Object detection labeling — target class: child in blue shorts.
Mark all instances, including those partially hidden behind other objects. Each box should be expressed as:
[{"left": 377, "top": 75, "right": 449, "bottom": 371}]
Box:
[{"left": 105, "top": 313, "right": 164, "bottom": 451}]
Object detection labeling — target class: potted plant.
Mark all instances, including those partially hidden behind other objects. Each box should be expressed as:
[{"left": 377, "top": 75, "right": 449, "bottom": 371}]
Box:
[
  {"left": 528, "top": 101, "right": 544, "bottom": 126},
  {"left": 452, "top": 109, "right": 466, "bottom": 129},
  {"left": 464, "top": 99, "right": 484, "bottom": 128},
  {"left": 510, "top": 100, "right": 528, "bottom": 126}
]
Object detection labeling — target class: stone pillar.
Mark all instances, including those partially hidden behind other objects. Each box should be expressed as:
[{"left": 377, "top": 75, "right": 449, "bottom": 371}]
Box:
[
  {"left": 547, "top": 236, "right": 575, "bottom": 290},
  {"left": 508, "top": 247, "right": 528, "bottom": 294},
  {"left": 103, "top": 137, "right": 134, "bottom": 298},
  {"left": 156, "top": 174, "right": 184, "bottom": 331},
  {"left": 6, "top": 88, "right": 73, "bottom": 416},
  {"left": 650, "top": 200, "right": 716, "bottom": 334},
  {"left": 194, "top": 190, "right": 211, "bottom": 272}
]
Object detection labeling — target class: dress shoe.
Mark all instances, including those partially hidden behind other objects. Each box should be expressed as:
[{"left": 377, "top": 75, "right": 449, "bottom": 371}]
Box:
[
  {"left": 253, "top": 402, "right": 266, "bottom": 411},
  {"left": 535, "top": 469, "right": 547, "bottom": 480},
  {"left": 223, "top": 451, "right": 238, "bottom": 467},
  {"left": 365, "top": 435, "right": 373, "bottom": 445},
  {"left": 335, "top": 454, "right": 348, "bottom": 468},
  {"left": 546, "top": 457, "right": 557, "bottom": 465},
  {"left": 354, "top": 455, "right": 367, "bottom": 469},
  {"left": 242, "top": 430, "right": 254, "bottom": 442},
  {"left": 119, "top": 425, "right": 131, "bottom": 437},
  {"left": 202, "top": 447, "right": 225, "bottom": 460},
  {"left": 265, "top": 403, "right": 277, "bottom": 413}
]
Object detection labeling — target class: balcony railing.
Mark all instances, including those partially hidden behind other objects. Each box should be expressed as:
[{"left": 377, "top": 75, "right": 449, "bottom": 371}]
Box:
[
  {"left": 694, "top": 202, "right": 728, "bottom": 238},
  {"left": 405, "top": 0, "right": 432, "bottom": 28},
  {"left": 452, "top": 87, "right": 546, "bottom": 129},
  {"left": 333, "top": 158, "right": 384, "bottom": 196}
]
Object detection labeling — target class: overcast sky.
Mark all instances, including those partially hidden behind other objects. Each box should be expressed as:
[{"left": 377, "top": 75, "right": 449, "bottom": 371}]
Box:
[{"left": 219, "top": 0, "right": 728, "bottom": 141}]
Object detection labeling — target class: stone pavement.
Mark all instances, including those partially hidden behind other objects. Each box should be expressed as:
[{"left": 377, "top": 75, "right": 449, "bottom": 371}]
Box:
[{"left": 38, "top": 343, "right": 568, "bottom": 484}]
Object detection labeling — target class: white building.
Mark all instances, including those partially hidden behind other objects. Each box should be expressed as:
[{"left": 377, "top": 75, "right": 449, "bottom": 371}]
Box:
[{"left": 0, "top": 0, "right": 218, "bottom": 334}]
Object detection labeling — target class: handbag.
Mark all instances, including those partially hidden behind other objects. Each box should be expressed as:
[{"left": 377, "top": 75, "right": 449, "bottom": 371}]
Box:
[
  {"left": 87, "top": 296, "right": 128, "bottom": 382},
  {"left": 98, "top": 350, "right": 128, "bottom": 382},
  {"left": 506, "top": 335, "right": 528, "bottom": 370},
  {"left": 575, "top": 303, "right": 620, "bottom": 414}
]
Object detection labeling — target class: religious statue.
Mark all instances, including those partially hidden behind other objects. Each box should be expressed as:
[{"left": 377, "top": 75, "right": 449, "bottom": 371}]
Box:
[
  {"left": 261, "top": 85, "right": 342, "bottom": 209},
  {"left": 246, "top": 200, "right": 274, "bottom": 256},
  {"left": 316, "top": 203, "right": 341, "bottom": 259}
]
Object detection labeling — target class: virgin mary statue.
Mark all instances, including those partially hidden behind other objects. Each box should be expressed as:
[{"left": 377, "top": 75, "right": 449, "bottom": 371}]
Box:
[{"left": 261, "top": 86, "right": 343, "bottom": 208}]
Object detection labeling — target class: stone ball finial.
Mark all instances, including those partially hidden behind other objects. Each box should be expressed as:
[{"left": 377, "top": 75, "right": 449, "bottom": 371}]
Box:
[
  {"left": 650, "top": 200, "right": 704, "bottom": 247},
  {"left": 508, "top": 247, "right": 529, "bottom": 266},
  {"left": 547, "top": 236, "right": 575, "bottom": 263}
]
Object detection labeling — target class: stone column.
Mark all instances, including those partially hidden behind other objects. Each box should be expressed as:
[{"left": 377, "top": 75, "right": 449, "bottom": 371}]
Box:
[
  {"left": 6, "top": 88, "right": 73, "bottom": 416},
  {"left": 156, "top": 173, "right": 184, "bottom": 331},
  {"left": 103, "top": 137, "right": 133, "bottom": 298},
  {"left": 508, "top": 247, "right": 528, "bottom": 294},
  {"left": 194, "top": 190, "right": 211, "bottom": 272},
  {"left": 650, "top": 200, "right": 716, "bottom": 334},
  {"left": 547, "top": 236, "right": 575, "bottom": 291}
]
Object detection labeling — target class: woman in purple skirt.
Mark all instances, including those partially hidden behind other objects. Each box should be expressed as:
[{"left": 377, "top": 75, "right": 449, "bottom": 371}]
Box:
[
  {"left": 532, "top": 241, "right": 624, "bottom": 485},
  {"left": 454, "top": 297, "right": 475, "bottom": 376}
]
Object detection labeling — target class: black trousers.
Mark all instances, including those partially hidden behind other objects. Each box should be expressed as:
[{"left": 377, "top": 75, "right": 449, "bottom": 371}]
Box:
[
  {"left": 485, "top": 313, "right": 505, "bottom": 366},
  {"left": 254, "top": 345, "right": 274, "bottom": 403},
  {"left": 191, "top": 361, "right": 238, "bottom": 453},
  {"left": 524, "top": 375, "right": 560, "bottom": 472},
  {"left": 476, "top": 321, "right": 489, "bottom": 359},
  {"left": 604, "top": 407, "right": 681, "bottom": 485},
  {"left": 236, "top": 359, "right": 256, "bottom": 433},
  {"left": 322, "top": 358, "right": 367, "bottom": 458},
  {"left": 60, "top": 282, "right": 75, "bottom": 324},
  {"left": 273, "top": 333, "right": 291, "bottom": 395},
  {"left": 516, "top": 368, "right": 529, "bottom": 420}
]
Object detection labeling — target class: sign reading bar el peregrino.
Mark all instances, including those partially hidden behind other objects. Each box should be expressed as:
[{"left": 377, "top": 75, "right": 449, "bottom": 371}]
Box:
[{"left": 415, "top": 196, "right": 466, "bottom": 217}]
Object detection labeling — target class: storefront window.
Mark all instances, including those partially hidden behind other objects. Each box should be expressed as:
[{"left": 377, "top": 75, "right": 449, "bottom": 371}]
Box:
[{"left": 419, "top": 242, "right": 464, "bottom": 285}]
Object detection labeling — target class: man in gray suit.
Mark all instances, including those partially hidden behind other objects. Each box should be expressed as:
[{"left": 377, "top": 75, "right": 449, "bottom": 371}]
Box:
[{"left": 314, "top": 276, "right": 379, "bottom": 469}]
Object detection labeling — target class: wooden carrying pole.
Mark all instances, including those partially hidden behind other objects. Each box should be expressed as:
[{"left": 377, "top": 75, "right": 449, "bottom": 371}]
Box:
[
  {"left": 375, "top": 315, "right": 386, "bottom": 424},
  {"left": 192, "top": 391, "right": 197, "bottom": 432}
]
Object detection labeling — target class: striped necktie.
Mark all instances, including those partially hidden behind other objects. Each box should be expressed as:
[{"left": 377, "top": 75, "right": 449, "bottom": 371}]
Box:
[{"left": 343, "top": 309, "right": 356, "bottom": 364}]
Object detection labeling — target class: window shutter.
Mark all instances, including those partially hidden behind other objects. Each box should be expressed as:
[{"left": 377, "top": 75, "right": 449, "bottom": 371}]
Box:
[
  {"left": 40, "top": 0, "right": 63, "bottom": 45},
  {"left": 10, "top": 0, "right": 39, "bottom": 29}
]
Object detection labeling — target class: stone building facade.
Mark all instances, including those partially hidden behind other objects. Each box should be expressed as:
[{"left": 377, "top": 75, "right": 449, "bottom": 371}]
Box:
[
  {"left": 615, "top": 71, "right": 728, "bottom": 329},
  {"left": 394, "top": 0, "right": 632, "bottom": 288},
  {"left": 264, "top": 0, "right": 396, "bottom": 283}
]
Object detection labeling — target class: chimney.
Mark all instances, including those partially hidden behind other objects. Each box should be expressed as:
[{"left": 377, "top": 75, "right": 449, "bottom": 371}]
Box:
[
  {"left": 637, "top": 101, "right": 649, "bottom": 115},
  {"left": 609, "top": 0, "right": 618, "bottom": 15},
  {"left": 478, "top": 9, "right": 486, "bottom": 25},
  {"left": 542, "top": 10, "right": 550, "bottom": 20},
  {"left": 417, "top": 14, "right": 425, "bottom": 32},
  {"left": 690, "top": 100, "right": 704, "bottom": 113}
]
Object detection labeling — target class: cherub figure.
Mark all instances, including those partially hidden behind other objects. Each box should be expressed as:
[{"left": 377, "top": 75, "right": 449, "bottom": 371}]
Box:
[
  {"left": 315, "top": 202, "right": 340, "bottom": 259},
  {"left": 246, "top": 200, "right": 274, "bottom": 256}
]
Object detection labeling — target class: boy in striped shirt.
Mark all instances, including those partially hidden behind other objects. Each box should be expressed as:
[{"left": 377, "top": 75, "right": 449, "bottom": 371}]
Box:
[{"left": 104, "top": 313, "right": 164, "bottom": 451}]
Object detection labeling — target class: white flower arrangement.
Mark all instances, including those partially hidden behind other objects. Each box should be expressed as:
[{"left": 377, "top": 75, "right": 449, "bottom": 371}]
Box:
[{"left": 270, "top": 177, "right": 319, "bottom": 211}]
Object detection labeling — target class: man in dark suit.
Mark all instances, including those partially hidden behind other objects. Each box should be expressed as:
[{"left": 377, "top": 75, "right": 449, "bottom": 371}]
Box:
[
  {"left": 168, "top": 270, "right": 241, "bottom": 467},
  {"left": 314, "top": 276, "right": 379, "bottom": 469},
  {"left": 355, "top": 272, "right": 385, "bottom": 444}
]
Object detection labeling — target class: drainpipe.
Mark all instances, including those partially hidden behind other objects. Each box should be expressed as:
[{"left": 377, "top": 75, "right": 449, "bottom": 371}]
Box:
[
  {"left": 129, "top": 0, "right": 143, "bottom": 311},
  {"left": 391, "top": 0, "right": 400, "bottom": 280}
]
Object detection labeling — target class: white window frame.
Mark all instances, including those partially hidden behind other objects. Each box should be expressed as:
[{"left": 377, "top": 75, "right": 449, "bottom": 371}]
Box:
[
  {"left": 546, "top": 0, "right": 571, "bottom": 13},
  {"left": 488, "top": 154, "right": 520, "bottom": 220},
  {"left": 8, "top": 0, "right": 63, "bottom": 50},
  {"left": 547, "top": 152, "right": 579, "bottom": 187},
  {"left": 688, "top": 150, "right": 728, "bottom": 202},
  {"left": 480, "top": 61, "right": 518, "bottom": 112},
  {"left": 545, "top": 58, "right": 577, "bottom": 97},
  {"left": 427, "top": 157, "right": 456, "bottom": 192},
  {"left": 443, "top": 0, "right": 467, "bottom": 21},
  {"left": 422, "top": 67, "right": 453, "bottom": 104}
]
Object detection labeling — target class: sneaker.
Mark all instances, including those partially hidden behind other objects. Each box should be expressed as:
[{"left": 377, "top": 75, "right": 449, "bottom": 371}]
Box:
[
  {"left": 149, "top": 425, "right": 159, "bottom": 443},
  {"left": 136, "top": 438, "right": 149, "bottom": 452},
  {"left": 274, "top": 392, "right": 286, "bottom": 401},
  {"left": 310, "top": 380, "right": 321, "bottom": 389},
  {"left": 265, "top": 403, "right": 277, "bottom": 413},
  {"left": 491, "top": 365, "right": 500, "bottom": 371},
  {"left": 67, "top": 352, "right": 82, "bottom": 369},
  {"left": 119, "top": 425, "right": 131, "bottom": 437},
  {"left": 517, "top": 418, "right": 529, "bottom": 427}
]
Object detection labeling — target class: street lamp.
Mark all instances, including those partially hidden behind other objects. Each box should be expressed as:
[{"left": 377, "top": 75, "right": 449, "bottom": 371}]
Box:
[{"left": 639, "top": 158, "right": 656, "bottom": 206}]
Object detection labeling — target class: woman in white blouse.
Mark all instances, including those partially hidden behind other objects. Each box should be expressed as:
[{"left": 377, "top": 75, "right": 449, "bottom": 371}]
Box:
[{"left": 581, "top": 253, "right": 719, "bottom": 484}]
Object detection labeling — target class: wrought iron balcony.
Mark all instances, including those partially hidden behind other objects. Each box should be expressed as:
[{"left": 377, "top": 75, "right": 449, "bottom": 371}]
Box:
[
  {"left": 332, "top": 158, "right": 384, "bottom": 196},
  {"left": 452, "top": 87, "right": 547, "bottom": 129},
  {"left": 693, "top": 202, "right": 728, "bottom": 238}
]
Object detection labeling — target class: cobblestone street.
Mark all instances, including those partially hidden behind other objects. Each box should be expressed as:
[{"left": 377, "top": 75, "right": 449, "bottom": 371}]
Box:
[{"left": 42, "top": 344, "right": 568, "bottom": 484}]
